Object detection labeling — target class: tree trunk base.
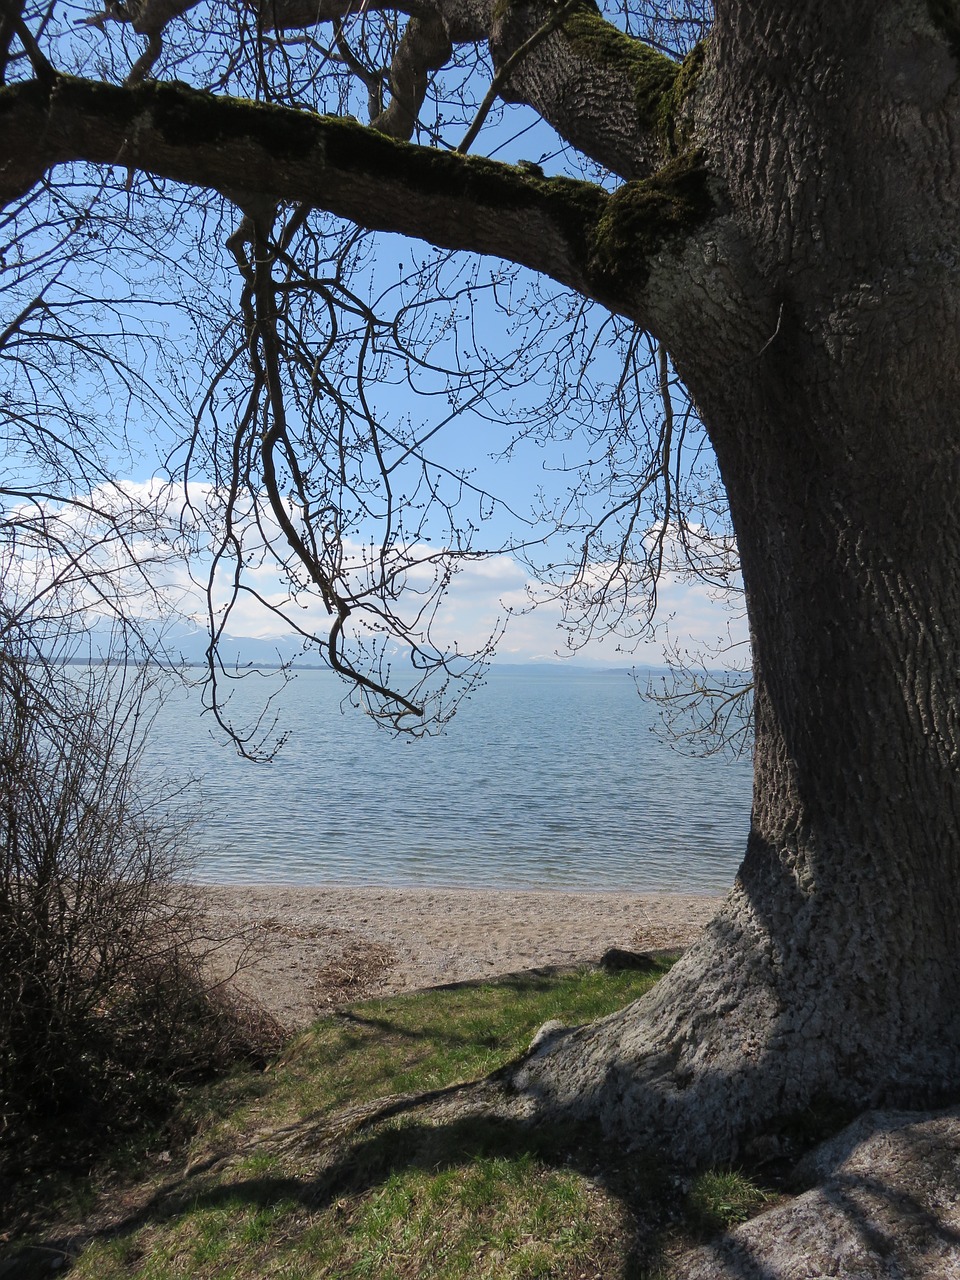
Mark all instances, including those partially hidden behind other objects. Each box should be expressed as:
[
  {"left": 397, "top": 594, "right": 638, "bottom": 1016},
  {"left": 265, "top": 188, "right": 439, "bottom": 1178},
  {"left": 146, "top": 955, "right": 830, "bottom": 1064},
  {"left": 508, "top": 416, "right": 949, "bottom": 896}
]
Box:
[{"left": 508, "top": 885, "right": 960, "bottom": 1168}]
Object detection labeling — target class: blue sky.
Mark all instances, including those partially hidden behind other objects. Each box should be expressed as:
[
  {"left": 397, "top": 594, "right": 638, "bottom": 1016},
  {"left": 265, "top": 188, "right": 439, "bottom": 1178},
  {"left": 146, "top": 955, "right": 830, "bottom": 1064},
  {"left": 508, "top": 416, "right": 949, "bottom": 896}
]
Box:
[
  {"left": 3, "top": 84, "right": 748, "bottom": 677},
  {"left": 2, "top": 235, "right": 749, "bottom": 674}
]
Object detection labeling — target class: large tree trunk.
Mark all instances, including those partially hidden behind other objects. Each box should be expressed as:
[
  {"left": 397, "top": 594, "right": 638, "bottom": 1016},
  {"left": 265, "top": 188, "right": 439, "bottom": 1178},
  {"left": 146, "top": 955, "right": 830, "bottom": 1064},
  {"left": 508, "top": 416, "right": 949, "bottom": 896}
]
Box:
[
  {"left": 512, "top": 0, "right": 960, "bottom": 1166},
  {"left": 514, "top": 402, "right": 960, "bottom": 1164}
]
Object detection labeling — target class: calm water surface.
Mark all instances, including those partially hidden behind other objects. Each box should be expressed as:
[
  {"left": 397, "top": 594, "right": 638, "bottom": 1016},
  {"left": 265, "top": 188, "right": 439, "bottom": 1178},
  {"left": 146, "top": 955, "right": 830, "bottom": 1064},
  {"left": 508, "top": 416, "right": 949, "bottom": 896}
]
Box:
[{"left": 145, "top": 667, "right": 751, "bottom": 892}]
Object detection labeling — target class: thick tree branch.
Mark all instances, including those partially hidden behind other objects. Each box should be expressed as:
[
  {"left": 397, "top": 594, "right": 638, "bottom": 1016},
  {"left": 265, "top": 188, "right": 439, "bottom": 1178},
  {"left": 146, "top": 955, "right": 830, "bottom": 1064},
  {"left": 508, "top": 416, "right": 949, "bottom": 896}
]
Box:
[
  {"left": 487, "top": 0, "right": 682, "bottom": 178},
  {"left": 260, "top": 0, "right": 419, "bottom": 28},
  {"left": 95, "top": 0, "right": 688, "bottom": 179},
  {"left": 262, "top": 0, "right": 689, "bottom": 177},
  {"left": 0, "top": 75, "right": 718, "bottom": 326},
  {"left": 370, "top": 10, "right": 452, "bottom": 139},
  {"left": 457, "top": 0, "right": 579, "bottom": 154}
]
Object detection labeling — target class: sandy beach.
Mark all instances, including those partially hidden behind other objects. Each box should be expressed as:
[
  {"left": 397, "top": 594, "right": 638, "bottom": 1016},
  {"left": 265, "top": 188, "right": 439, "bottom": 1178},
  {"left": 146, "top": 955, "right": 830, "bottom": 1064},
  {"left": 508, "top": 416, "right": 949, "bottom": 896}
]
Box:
[{"left": 197, "top": 885, "right": 724, "bottom": 1030}]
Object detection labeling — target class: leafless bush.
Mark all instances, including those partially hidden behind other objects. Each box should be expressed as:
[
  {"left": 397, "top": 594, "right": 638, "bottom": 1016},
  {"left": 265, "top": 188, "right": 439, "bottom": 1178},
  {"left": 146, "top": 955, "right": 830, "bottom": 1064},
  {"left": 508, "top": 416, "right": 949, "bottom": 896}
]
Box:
[{"left": 0, "top": 613, "right": 282, "bottom": 1169}]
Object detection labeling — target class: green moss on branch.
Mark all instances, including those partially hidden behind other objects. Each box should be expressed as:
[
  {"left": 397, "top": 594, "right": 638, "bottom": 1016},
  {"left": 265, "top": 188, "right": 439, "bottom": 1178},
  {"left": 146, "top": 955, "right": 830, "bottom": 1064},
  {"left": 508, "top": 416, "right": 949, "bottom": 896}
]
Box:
[
  {"left": 556, "top": 4, "right": 707, "bottom": 157},
  {"left": 656, "top": 41, "right": 706, "bottom": 152},
  {"left": 40, "top": 75, "right": 606, "bottom": 230},
  {"left": 590, "top": 150, "right": 712, "bottom": 293},
  {"left": 560, "top": 0, "right": 677, "bottom": 134},
  {"left": 52, "top": 76, "right": 324, "bottom": 160},
  {"left": 4, "top": 73, "right": 714, "bottom": 311}
]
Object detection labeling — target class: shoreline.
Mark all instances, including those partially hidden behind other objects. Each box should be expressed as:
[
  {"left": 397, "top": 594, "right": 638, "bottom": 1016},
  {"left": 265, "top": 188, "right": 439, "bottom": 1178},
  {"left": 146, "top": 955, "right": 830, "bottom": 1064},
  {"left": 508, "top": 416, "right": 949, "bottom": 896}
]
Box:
[
  {"left": 189, "top": 879, "right": 729, "bottom": 895},
  {"left": 196, "top": 884, "right": 725, "bottom": 1030}
]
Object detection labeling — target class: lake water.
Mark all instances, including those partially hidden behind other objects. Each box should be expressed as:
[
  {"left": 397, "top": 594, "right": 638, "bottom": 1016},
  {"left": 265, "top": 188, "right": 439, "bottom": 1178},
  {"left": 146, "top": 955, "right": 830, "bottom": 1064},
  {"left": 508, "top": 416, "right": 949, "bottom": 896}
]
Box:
[{"left": 144, "top": 666, "right": 752, "bottom": 892}]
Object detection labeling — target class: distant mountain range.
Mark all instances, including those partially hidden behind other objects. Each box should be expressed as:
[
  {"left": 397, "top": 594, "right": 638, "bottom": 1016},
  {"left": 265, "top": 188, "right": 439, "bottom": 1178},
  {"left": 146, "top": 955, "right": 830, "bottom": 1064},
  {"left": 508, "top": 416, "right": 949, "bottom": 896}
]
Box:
[{"left": 74, "top": 621, "right": 664, "bottom": 677}]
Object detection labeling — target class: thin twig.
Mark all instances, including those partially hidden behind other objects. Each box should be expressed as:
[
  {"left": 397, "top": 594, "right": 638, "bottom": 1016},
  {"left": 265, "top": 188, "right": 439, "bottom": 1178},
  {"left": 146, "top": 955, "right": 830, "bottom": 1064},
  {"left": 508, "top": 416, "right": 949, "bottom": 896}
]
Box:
[{"left": 457, "top": 0, "right": 579, "bottom": 155}]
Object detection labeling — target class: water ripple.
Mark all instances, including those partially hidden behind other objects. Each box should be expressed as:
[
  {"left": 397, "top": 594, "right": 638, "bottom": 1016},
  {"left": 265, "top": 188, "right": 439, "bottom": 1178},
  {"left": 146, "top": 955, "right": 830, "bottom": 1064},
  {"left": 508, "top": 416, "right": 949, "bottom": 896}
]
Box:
[{"left": 144, "top": 668, "right": 751, "bottom": 892}]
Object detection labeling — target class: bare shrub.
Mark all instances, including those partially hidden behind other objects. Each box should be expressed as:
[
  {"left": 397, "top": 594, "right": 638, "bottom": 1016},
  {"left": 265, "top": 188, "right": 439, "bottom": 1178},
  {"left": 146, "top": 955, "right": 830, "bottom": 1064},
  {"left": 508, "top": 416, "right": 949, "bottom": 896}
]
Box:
[{"left": 0, "top": 615, "right": 283, "bottom": 1172}]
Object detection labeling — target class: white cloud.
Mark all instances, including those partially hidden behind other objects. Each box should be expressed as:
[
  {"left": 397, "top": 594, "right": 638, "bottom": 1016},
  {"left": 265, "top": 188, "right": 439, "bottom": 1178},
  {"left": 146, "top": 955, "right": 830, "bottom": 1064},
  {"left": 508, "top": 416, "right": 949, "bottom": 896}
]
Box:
[
  {"left": 406, "top": 554, "right": 747, "bottom": 667},
  {"left": 4, "top": 481, "right": 749, "bottom": 670}
]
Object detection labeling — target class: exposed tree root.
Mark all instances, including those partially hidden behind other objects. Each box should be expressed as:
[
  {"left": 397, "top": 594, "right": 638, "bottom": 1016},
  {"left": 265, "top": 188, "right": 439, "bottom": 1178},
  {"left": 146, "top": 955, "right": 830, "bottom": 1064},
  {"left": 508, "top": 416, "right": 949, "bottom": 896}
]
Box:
[{"left": 507, "top": 882, "right": 960, "bottom": 1169}]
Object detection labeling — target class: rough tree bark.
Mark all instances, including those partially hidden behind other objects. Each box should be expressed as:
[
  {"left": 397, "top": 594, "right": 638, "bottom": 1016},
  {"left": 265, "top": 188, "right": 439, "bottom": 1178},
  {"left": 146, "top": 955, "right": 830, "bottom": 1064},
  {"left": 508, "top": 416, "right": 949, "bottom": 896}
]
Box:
[
  {"left": 508, "top": 0, "right": 960, "bottom": 1164},
  {"left": 2, "top": 0, "right": 960, "bottom": 1163}
]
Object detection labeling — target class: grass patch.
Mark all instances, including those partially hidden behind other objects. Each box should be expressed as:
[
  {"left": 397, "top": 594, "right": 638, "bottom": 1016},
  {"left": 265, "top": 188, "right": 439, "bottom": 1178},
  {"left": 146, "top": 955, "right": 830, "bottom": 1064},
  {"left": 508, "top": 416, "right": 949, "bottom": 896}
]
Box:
[
  {"left": 172, "top": 962, "right": 679, "bottom": 1158},
  {"left": 685, "top": 1168, "right": 774, "bottom": 1237},
  {"left": 8, "top": 957, "right": 775, "bottom": 1279},
  {"left": 269, "top": 963, "right": 679, "bottom": 1117}
]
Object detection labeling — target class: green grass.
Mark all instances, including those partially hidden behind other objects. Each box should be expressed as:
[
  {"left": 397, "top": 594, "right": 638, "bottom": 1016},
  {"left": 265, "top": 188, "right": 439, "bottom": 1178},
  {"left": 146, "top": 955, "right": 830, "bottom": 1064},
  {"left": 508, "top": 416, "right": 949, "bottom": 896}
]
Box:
[
  {"left": 685, "top": 1168, "right": 774, "bottom": 1235},
  {"left": 268, "top": 965, "right": 672, "bottom": 1112},
  {"left": 171, "top": 962, "right": 680, "bottom": 1160},
  {"left": 7, "top": 959, "right": 775, "bottom": 1280}
]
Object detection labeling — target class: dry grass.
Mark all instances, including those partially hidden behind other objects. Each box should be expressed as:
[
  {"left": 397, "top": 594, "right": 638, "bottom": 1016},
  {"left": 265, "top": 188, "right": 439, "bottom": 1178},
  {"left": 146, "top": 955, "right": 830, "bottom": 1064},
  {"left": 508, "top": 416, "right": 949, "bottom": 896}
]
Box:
[{"left": 311, "top": 938, "right": 398, "bottom": 1008}]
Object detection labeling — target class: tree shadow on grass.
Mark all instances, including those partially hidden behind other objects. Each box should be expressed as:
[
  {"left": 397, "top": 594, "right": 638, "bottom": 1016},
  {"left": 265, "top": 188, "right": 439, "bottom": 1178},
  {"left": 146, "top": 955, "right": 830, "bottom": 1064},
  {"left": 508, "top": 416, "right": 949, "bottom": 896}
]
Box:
[
  {"left": 324, "top": 961, "right": 677, "bottom": 1058},
  {"left": 8, "top": 1088, "right": 686, "bottom": 1280},
  {"left": 332, "top": 1007, "right": 510, "bottom": 1050},
  {"left": 12, "top": 1086, "right": 959, "bottom": 1278}
]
